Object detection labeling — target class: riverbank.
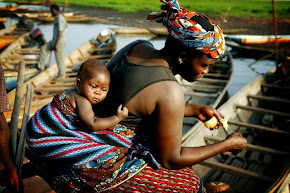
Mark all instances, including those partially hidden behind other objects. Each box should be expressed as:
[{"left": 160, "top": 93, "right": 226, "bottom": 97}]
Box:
[{"left": 66, "top": 5, "right": 290, "bottom": 35}]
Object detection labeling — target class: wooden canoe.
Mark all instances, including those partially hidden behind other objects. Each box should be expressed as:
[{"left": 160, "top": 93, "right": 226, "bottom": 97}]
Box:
[
  {"left": 16, "top": 12, "right": 75, "bottom": 19},
  {"left": 111, "top": 27, "right": 248, "bottom": 36},
  {"left": 180, "top": 50, "right": 234, "bottom": 140},
  {"left": 0, "top": 6, "right": 30, "bottom": 17},
  {"left": 4, "top": 68, "right": 39, "bottom": 90},
  {"left": 110, "top": 27, "right": 151, "bottom": 34},
  {"left": 182, "top": 69, "right": 290, "bottom": 193},
  {"left": 4, "top": 30, "right": 116, "bottom": 126},
  {"left": 225, "top": 34, "right": 290, "bottom": 45},
  {"left": 0, "top": 36, "right": 18, "bottom": 50},
  {"left": 0, "top": 22, "right": 33, "bottom": 51},
  {"left": 37, "top": 14, "right": 100, "bottom": 23},
  {"left": 147, "top": 27, "right": 168, "bottom": 36},
  {"left": 0, "top": 31, "right": 41, "bottom": 91}
]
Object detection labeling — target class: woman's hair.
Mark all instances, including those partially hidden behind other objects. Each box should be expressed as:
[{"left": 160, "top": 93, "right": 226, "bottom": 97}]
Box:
[
  {"left": 163, "top": 35, "right": 205, "bottom": 60},
  {"left": 77, "top": 59, "right": 110, "bottom": 81},
  {"left": 50, "top": 4, "right": 60, "bottom": 12}
]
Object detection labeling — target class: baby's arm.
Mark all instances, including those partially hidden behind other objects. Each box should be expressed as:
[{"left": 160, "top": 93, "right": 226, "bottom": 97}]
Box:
[{"left": 76, "top": 97, "right": 128, "bottom": 131}]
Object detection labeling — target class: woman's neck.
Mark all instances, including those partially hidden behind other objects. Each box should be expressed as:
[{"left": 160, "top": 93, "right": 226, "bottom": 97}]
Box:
[{"left": 160, "top": 48, "right": 178, "bottom": 74}]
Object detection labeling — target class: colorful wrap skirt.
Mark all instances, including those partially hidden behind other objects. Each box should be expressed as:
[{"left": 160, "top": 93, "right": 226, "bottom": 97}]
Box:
[{"left": 26, "top": 91, "right": 204, "bottom": 192}]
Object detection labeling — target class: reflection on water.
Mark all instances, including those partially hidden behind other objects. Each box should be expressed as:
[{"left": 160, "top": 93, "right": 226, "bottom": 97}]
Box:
[
  {"left": 4, "top": 16, "right": 275, "bottom": 97},
  {"left": 228, "top": 58, "right": 275, "bottom": 96}
]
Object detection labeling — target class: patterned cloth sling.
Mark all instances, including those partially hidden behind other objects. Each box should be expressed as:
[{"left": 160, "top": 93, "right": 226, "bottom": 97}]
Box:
[{"left": 26, "top": 91, "right": 159, "bottom": 191}]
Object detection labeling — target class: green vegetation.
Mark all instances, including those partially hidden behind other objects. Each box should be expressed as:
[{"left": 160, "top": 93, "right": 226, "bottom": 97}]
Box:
[{"left": 5, "top": 0, "right": 290, "bottom": 18}]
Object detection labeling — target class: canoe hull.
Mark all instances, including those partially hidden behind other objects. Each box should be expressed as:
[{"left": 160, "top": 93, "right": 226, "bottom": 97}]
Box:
[{"left": 182, "top": 71, "right": 290, "bottom": 193}]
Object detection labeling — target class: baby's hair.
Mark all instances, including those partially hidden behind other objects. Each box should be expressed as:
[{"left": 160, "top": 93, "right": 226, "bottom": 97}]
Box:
[{"left": 77, "top": 59, "right": 110, "bottom": 81}]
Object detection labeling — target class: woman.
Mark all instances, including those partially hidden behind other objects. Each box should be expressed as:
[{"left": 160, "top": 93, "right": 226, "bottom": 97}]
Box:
[{"left": 26, "top": 0, "right": 247, "bottom": 192}]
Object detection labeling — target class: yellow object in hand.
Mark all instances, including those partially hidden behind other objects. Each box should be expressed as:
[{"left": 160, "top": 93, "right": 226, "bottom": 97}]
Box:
[
  {"left": 204, "top": 116, "right": 228, "bottom": 130},
  {"left": 220, "top": 118, "right": 228, "bottom": 130},
  {"left": 204, "top": 116, "right": 218, "bottom": 129}
]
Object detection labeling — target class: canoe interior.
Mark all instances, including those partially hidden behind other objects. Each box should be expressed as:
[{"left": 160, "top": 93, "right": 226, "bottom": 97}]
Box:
[
  {"left": 0, "top": 32, "right": 42, "bottom": 91},
  {"left": 183, "top": 72, "right": 290, "bottom": 193}
]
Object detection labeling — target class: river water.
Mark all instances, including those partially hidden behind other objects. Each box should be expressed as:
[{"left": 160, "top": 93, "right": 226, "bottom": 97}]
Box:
[{"left": 3, "top": 5, "right": 276, "bottom": 97}]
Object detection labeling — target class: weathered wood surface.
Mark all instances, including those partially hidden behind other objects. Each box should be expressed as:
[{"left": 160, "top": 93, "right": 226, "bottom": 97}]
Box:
[{"left": 183, "top": 71, "right": 290, "bottom": 193}]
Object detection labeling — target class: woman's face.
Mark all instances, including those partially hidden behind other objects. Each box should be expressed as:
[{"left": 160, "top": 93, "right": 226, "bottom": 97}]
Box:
[
  {"left": 179, "top": 54, "right": 215, "bottom": 82},
  {"left": 78, "top": 71, "right": 110, "bottom": 105}
]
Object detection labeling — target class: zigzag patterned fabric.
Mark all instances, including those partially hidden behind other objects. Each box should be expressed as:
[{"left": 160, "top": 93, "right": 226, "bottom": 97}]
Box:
[
  {"left": 26, "top": 91, "right": 161, "bottom": 191},
  {"left": 26, "top": 91, "right": 159, "bottom": 168},
  {"left": 147, "top": 0, "right": 225, "bottom": 58}
]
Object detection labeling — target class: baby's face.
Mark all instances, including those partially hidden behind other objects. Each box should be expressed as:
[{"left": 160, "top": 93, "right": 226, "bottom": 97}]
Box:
[{"left": 79, "top": 71, "right": 110, "bottom": 105}]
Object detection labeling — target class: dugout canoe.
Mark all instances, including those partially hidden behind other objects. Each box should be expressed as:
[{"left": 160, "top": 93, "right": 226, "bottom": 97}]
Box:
[
  {"left": 0, "top": 30, "right": 42, "bottom": 91},
  {"left": 147, "top": 28, "right": 248, "bottom": 36},
  {"left": 110, "top": 27, "right": 151, "bottom": 35},
  {"left": 225, "top": 34, "right": 290, "bottom": 45},
  {"left": 37, "top": 14, "right": 100, "bottom": 23},
  {"left": 0, "top": 36, "right": 18, "bottom": 50},
  {"left": 16, "top": 12, "right": 74, "bottom": 20},
  {"left": 0, "top": 22, "right": 33, "bottom": 51},
  {"left": 4, "top": 30, "right": 116, "bottom": 125},
  {"left": 180, "top": 50, "right": 234, "bottom": 139},
  {"left": 182, "top": 69, "right": 290, "bottom": 193}
]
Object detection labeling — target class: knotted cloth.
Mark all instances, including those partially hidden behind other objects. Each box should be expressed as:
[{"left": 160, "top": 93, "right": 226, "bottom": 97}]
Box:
[{"left": 147, "top": 0, "right": 225, "bottom": 58}]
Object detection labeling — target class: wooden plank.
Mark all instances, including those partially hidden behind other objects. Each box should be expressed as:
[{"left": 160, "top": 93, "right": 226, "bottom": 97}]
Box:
[
  {"left": 4, "top": 60, "right": 38, "bottom": 65},
  {"left": 235, "top": 104, "right": 290, "bottom": 118},
  {"left": 248, "top": 94, "right": 290, "bottom": 104},
  {"left": 199, "top": 77, "right": 228, "bottom": 84},
  {"left": 52, "top": 77, "right": 75, "bottom": 82},
  {"left": 23, "top": 175, "right": 55, "bottom": 193},
  {"left": 204, "top": 73, "right": 230, "bottom": 79},
  {"left": 17, "top": 48, "right": 40, "bottom": 52},
  {"left": 261, "top": 83, "right": 290, "bottom": 91},
  {"left": 180, "top": 83, "right": 224, "bottom": 89},
  {"left": 66, "top": 72, "right": 77, "bottom": 76},
  {"left": 33, "top": 95, "right": 54, "bottom": 100},
  {"left": 34, "top": 87, "right": 70, "bottom": 92},
  {"left": 228, "top": 120, "right": 290, "bottom": 135},
  {"left": 184, "top": 92, "right": 218, "bottom": 98},
  {"left": 88, "top": 54, "right": 112, "bottom": 59},
  {"left": 200, "top": 159, "right": 274, "bottom": 181},
  {"left": 204, "top": 135, "right": 290, "bottom": 155},
  {"left": 41, "top": 83, "right": 74, "bottom": 88}
]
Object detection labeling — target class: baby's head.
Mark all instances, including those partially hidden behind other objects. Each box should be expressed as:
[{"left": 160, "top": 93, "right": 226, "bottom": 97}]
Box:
[{"left": 75, "top": 59, "right": 110, "bottom": 105}]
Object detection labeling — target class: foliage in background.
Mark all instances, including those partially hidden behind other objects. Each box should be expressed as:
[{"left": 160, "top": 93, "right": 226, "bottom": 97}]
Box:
[{"left": 4, "top": 0, "right": 290, "bottom": 18}]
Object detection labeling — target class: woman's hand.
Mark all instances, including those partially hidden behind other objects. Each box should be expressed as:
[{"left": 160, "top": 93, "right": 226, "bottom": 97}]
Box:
[
  {"left": 224, "top": 133, "right": 247, "bottom": 152},
  {"left": 197, "top": 105, "right": 224, "bottom": 121},
  {"left": 116, "top": 105, "right": 128, "bottom": 121},
  {"left": 2, "top": 167, "right": 20, "bottom": 192}
]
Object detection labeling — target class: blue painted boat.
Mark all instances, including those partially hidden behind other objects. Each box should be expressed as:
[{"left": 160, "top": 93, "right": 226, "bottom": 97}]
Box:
[{"left": 4, "top": 68, "right": 39, "bottom": 91}]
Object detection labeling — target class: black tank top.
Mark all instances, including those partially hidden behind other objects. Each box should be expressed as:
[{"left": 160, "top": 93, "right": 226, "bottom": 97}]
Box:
[{"left": 94, "top": 40, "right": 177, "bottom": 127}]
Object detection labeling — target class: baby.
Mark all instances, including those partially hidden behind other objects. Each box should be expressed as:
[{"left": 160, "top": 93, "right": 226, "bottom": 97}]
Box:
[{"left": 65, "top": 59, "right": 128, "bottom": 131}]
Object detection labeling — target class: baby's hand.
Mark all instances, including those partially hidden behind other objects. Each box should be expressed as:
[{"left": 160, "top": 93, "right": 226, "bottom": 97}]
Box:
[{"left": 116, "top": 105, "right": 128, "bottom": 121}]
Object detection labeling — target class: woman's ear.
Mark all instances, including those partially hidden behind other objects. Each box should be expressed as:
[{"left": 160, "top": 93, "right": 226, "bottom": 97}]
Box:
[{"left": 178, "top": 52, "right": 187, "bottom": 64}]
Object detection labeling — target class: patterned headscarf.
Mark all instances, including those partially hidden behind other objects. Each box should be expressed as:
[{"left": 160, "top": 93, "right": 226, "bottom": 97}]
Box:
[{"left": 147, "top": 0, "right": 225, "bottom": 58}]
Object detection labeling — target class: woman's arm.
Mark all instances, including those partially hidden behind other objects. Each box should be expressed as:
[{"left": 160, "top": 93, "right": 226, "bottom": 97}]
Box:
[
  {"left": 0, "top": 113, "right": 19, "bottom": 191},
  {"left": 154, "top": 82, "right": 247, "bottom": 169}
]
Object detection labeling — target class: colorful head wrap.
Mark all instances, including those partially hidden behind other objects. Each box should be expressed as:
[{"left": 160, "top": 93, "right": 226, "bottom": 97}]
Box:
[{"left": 147, "top": 0, "right": 225, "bottom": 58}]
